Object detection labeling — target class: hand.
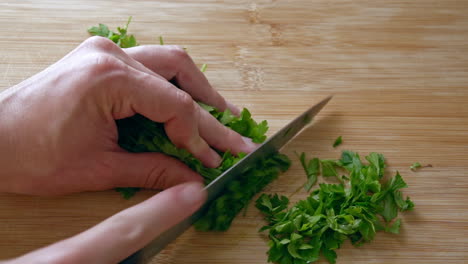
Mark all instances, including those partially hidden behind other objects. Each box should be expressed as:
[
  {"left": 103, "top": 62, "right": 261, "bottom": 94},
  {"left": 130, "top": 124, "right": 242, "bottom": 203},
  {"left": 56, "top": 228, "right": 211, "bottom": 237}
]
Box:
[
  {"left": 3, "top": 182, "right": 207, "bottom": 264},
  {"left": 0, "top": 36, "right": 256, "bottom": 195}
]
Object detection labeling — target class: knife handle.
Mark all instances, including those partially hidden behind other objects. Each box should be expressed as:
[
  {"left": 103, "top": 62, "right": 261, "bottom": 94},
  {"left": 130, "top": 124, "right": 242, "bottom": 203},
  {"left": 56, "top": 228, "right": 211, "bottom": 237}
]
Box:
[{"left": 119, "top": 251, "right": 142, "bottom": 264}]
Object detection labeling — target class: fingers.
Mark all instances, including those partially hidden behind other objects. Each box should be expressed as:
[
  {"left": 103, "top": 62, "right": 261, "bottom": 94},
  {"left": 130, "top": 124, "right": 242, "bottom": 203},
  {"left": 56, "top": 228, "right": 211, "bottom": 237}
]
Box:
[
  {"left": 9, "top": 182, "right": 207, "bottom": 264},
  {"left": 117, "top": 66, "right": 221, "bottom": 167},
  {"left": 125, "top": 45, "right": 241, "bottom": 115},
  {"left": 198, "top": 110, "right": 258, "bottom": 154},
  {"left": 104, "top": 152, "right": 203, "bottom": 190},
  {"left": 87, "top": 39, "right": 239, "bottom": 115},
  {"left": 77, "top": 37, "right": 252, "bottom": 167}
]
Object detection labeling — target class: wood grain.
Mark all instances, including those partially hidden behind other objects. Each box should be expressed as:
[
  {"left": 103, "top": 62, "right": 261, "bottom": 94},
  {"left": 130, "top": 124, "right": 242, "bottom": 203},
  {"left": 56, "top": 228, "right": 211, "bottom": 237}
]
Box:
[{"left": 0, "top": 0, "right": 467, "bottom": 263}]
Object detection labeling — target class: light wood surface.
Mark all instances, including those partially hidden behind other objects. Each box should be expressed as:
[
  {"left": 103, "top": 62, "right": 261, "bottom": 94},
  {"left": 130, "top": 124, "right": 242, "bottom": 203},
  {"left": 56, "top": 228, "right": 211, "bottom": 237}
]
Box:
[{"left": 1, "top": 1, "right": 467, "bottom": 263}]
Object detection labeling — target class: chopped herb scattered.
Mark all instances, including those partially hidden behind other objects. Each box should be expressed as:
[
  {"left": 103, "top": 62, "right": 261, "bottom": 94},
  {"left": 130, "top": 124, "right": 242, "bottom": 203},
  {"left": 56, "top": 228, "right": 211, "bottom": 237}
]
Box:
[
  {"left": 88, "top": 19, "right": 291, "bottom": 231},
  {"left": 295, "top": 152, "right": 319, "bottom": 191},
  {"left": 257, "top": 151, "right": 414, "bottom": 264},
  {"left": 410, "top": 162, "right": 421, "bottom": 171},
  {"left": 333, "top": 136, "right": 342, "bottom": 148},
  {"left": 410, "top": 162, "right": 432, "bottom": 171},
  {"left": 200, "top": 63, "right": 207, "bottom": 73}
]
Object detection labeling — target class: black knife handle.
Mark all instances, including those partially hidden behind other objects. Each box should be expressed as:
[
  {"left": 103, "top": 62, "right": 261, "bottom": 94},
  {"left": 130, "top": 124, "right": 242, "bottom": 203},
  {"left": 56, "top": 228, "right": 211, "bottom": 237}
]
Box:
[{"left": 119, "top": 251, "right": 142, "bottom": 264}]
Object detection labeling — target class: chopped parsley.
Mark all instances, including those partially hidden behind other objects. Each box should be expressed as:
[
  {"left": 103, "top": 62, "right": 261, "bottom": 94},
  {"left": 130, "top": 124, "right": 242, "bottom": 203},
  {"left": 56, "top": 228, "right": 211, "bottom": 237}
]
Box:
[
  {"left": 257, "top": 150, "right": 414, "bottom": 264},
  {"left": 333, "top": 136, "right": 342, "bottom": 148}
]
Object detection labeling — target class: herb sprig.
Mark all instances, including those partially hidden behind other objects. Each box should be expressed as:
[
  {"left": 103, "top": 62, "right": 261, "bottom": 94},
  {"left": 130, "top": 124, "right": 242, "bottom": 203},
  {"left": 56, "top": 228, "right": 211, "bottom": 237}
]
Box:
[{"left": 88, "top": 16, "right": 137, "bottom": 48}]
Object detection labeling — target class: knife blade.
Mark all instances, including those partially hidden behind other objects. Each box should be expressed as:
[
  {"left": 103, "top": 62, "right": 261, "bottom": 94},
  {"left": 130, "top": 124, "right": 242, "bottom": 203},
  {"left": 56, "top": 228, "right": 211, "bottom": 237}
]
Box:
[{"left": 120, "top": 95, "right": 332, "bottom": 264}]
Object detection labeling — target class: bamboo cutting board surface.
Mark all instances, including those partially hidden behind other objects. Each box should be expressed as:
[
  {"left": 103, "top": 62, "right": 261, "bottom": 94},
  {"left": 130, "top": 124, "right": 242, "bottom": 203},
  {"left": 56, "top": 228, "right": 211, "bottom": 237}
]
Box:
[{"left": 0, "top": 1, "right": 467, "bottom": 263}]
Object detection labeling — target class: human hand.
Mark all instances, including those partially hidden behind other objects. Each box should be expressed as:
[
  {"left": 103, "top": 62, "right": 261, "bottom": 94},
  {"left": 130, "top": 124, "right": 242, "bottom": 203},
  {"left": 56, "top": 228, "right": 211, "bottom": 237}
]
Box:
[
  {"left": 0, "top": 36, "right": 256, "bottom": 195},
  {"left": 2, "top": 182, "right": 206, "bottom": 264}
]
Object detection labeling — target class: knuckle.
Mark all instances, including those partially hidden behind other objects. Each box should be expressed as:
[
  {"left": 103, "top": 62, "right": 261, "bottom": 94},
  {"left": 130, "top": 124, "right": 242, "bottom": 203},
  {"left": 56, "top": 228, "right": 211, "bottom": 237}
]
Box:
[
  {"left": 145, "top": 155, "right": 172, "bottom": 189},
  {"left": 165, "top": 121, "right": 195, "bottom": 150},
  {"left": 168, "top": 45, "right": 190, "bottom": 62},
  {"left": 176, "top": 90, "right": 196, "bottom": 114},
  {"left": 214, "top": 125, "right": 238, "bottom": 150},
  {"left": 83, "top": 52, "right": 127, "bottom": 77},
  {"left": 83, "top": 36, "right": 119, "bottom": 51}
]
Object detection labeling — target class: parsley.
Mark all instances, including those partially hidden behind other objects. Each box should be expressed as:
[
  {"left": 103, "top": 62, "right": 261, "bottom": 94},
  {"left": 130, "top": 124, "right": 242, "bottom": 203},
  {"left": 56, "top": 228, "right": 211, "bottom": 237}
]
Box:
[
  {"left": 200, "top": 63, "right": 207, "bottom": 73},
  {"left": 88, "top": 19, "right": 291, "bottom": 231},
  {"left": 332, "top": 136, "right": 342, "bottom": 148},
  {"left": 88, "top": 17, "right": 138, "bottom": 48},
  {"left": 115, "top": 187, "right": 140, "bottom": 200},
  {"left": 295, "top": 154, "right": 342, "bottom": 190},
  {"left": 320, "top": 160, "right": 339, "bottom": 178},
  {"left": 257, "top": 151, "right": 414, "bottom": 264},
  {"left": 410, "top": 162, "right": 421, "bottom": 171},
  {"left": 295, "top": 152, "right": 319, "bottom": 191},
  {"left": 410, "top": 162, "right": 432, "bottom": 171}
]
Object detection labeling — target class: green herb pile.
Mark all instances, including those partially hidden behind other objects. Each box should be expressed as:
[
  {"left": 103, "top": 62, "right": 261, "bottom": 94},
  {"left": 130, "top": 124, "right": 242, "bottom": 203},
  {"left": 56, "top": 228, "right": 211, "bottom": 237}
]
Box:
[
  {"left": 88, "top": 19, "right": 291, "bottom": 231},
  {"left": 256, "top": 150, "right": 414, "bottom": 264}
]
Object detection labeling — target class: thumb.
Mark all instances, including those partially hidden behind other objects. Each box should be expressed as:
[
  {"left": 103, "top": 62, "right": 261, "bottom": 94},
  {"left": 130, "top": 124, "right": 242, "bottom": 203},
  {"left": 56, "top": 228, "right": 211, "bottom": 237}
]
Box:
[
  {"left": 8, "top": 182, "right": 207, "bottom": 264},
  {"left": 104, "top": 151, "right": 204, "bottom": 190}
]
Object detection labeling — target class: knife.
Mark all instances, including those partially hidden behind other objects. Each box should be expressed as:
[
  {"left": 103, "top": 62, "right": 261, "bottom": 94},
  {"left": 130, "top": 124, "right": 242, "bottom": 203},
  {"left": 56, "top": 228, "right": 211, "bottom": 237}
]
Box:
[{"left": 120, "top": 95, "right": 332, "bottom": 264}]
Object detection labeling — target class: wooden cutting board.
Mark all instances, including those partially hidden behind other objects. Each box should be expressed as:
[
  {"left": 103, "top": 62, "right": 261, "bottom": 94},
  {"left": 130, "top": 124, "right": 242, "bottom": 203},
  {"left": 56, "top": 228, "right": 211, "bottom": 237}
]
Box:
[{"left": 0, "top": 1, "right": 467, "bottom": 263}]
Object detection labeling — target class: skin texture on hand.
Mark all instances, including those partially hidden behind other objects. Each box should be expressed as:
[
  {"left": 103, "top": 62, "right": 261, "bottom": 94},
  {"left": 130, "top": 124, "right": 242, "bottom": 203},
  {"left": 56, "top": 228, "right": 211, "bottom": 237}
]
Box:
[{"left": 0, "top": 36, "right": 257, "bottom": 195}]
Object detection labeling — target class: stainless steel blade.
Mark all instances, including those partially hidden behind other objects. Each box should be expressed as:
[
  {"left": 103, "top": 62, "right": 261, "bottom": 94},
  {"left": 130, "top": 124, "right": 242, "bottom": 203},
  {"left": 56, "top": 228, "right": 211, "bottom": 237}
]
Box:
[{"left": 119, "top": 96, "right": 332, "bottom": 264}]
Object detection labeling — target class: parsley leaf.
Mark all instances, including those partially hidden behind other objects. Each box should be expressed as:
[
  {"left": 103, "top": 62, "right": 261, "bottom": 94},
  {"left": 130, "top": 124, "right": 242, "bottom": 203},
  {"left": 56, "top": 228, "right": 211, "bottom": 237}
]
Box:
[
  {"left": 320, "top": 160, "right": 339, "bottom": 177},
  {"left": 332, "top": 136, "right": 342, "bottom": 148},
  {"left": 87, "top": 23, "right": 110, "bottom": 37},
  {"left": 200, "top": 63, "right": 207, "bottom": 73},
  {"left": 228, "top": 109, "right": 269, "bottom": 143},
  {"left": 88, "top": 17, "right": 138, "bottom": 48},
  {"left": 385, "top": 218, "right": 401, "bottom": 234},
  {"left": 410, "top": 162, "right": 421, "bottom": 171},
  {"left": 366, "top": 152, "right": 386, "bottom": 179},
  {"left": 410, "top": 162, "right": 432, "bottom": 171},
  {"left": 338, "top": 150, "right": 362, "bottom": 172},
  {"left": 296, "top": 152, "right": 320, "bottom": 191}
]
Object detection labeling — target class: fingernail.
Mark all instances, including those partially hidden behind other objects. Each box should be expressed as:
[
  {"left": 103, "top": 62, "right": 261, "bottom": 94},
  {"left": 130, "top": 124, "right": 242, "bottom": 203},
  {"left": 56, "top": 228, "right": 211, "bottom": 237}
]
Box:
[
  {"left": 180, "top": 182, "right": 207, "bottom": 206},
  {"left": 242, "top": 136, "right": 259, "bottom": 153},
  {"left": 227, "top": 101, "right": 241, "bottom": 116}
]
